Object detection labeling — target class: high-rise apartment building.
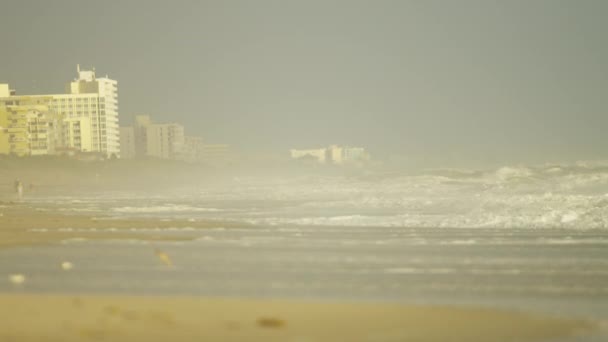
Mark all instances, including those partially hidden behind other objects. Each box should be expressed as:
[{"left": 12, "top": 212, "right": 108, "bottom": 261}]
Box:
[
  {"left": 52, "top": 66, "right": 119, "bottom": 157},
  {"left": 0, "top": 65, "right": 120, "bottom": 157}
]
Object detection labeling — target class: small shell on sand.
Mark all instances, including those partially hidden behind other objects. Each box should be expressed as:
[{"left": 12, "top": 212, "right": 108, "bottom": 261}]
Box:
[{"left": 61, "top": 261, "right": 74, "bottom": 270}]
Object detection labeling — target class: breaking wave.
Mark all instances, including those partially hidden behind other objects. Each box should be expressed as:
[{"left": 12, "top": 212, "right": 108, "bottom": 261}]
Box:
[
  {"left": 39, "top": 161, "right": 608, "bottom": 230},
  {"left": 230, "top": 162, "right": 608, "bottom": 229}
]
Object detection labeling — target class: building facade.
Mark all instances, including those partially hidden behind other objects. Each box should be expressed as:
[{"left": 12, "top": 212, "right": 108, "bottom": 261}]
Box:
[
  {"left": 0, "top": 65, "right": 120, "bottom": 158},
  {"left": 0, "top": 96, "right": 62, "bottom": 156},
  {"left": 183, "top": 136, "right": 204, "bottom": 163},
  {"left": 290, "top": 145, "right": 370, "bottom": 165},
  {"left": 122, "top": 115, "right": 184, "bottom": 160},
  {"left": 119, "top": 126, "right": 135, "bottom": 159},
  {"left": 145, "top": 123, "right": 185, "bottom": 160},
  {"left": 121, "top": 116, "right": 231, "bottom": 164},
  {"left": 290, "top": 148, "right": 328, "bottom": 163}
]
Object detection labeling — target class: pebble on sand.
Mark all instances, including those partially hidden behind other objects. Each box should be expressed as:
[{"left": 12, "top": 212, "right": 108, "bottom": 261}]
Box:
[{"left": 61, "top": 262, "right": 74, "bottom": 270}]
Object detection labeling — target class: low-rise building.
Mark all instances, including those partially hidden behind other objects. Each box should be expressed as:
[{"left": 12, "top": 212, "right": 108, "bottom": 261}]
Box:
[
  {"left": 290, "top": 148, "right": 328, "bottom": 163},
  {"left": 290, "top": 145, "right": 370, "bottom": 165},
  {"left": 121, "top": 115, "right": 184, "bottom": 160},
  {"left": 198, "top": 144, "right": 232, "bottom": 164}
]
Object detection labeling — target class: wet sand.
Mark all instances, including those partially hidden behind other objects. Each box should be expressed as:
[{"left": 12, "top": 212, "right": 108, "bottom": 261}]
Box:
[
  {"left": 0, "top": 294, "right": 596, "bottom": 342},
  {"left": 0, "top": 203, "right": 244, "bottom": 249}
]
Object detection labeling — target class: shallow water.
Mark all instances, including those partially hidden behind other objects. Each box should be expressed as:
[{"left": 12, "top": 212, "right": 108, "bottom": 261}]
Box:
[{"left": 1, "top": 225, "right": 608, "bottom": 340}]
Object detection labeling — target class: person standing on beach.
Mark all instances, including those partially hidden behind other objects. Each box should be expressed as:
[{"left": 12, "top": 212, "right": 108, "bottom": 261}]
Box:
[{"left": 14, "top": 179, "right": 23, "bottom": 200}]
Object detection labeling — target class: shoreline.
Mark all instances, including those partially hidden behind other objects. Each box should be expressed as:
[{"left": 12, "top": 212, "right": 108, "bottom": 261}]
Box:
[
  {"left": 0, "top": 203, "right": 244, "bottom": 250},
  {"left": 0, "top": 294, "right": 597, "bottom": 342},
  {"left": 0, "top": 203, "right": 604, "bottom": 341}
]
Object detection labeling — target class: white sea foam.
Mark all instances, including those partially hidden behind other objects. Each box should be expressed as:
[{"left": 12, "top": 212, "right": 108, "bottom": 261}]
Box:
[
  {"left": 231, "top": 163, "right": 608, "bottom": 229},
  {"left": 112, "top": 205, "right": 222, "bottom": 214},
  {"left": 36, "top": 162, "right": 608, "bottom": 230},
  {"left": 61, "top": 237, "right": 88, "bottom": 244}
]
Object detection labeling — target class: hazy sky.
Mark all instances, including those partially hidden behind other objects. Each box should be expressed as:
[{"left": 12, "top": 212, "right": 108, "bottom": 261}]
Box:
[{"left": 1, "top": 0, "right": 606, "bottom": 165}]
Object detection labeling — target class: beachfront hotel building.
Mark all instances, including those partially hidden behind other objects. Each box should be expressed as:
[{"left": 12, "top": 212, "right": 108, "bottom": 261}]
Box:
[
  {"left": 51, "top": 66, "right": 120, "bottom": 157},
  {"left": 0, "top": 95, "right": 62, "bottom": 156},
  {"left": 0, "top": 66, "right": 120, "bottom": 158}
]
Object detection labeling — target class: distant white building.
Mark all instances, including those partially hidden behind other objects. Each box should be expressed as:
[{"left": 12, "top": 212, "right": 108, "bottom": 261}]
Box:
[
  {"left": 121, "top": 115, "right": 232, "bottom": 164},
  {"left": 62, "top": 65, "right": 120, "bottom": 157},
  {"left": 341, "top": 146, "right": 369, "bottom": 163},
  {"left": 121, "top": 115, "right": 184, "bottom": 160},
  {"left": 291, "top": 145, "right": 370, "bottom": 165},
  {"left": 146, "top": 122, "right": 185, "bottom": 160},
  {"left": 290, "top": 148, "right": 328, "bottom": 163}
]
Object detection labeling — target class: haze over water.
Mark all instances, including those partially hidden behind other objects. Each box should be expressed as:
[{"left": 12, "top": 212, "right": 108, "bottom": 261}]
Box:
[{"left": 1, "top": 1, "right": 608, "bottom": 341}]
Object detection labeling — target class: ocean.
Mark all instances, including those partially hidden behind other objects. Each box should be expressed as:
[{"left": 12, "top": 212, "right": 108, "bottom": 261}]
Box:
[{"left": 1, "top": 163, "right": 607, "bottom": 340}]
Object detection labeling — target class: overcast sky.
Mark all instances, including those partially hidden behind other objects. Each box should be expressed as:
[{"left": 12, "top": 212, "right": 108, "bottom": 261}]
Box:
[{"left": 1, "top": 0, "right": 606, "bottom": 166}]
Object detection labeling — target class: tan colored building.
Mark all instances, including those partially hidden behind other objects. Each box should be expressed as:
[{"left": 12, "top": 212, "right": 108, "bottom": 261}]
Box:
[
  {"left": 122, "top": 115, "right": 184, "bottom": 160},
  {"left": 183, "top": 136, "right": 204, "bottom": 163},
  {"left": 145, "top": 123, "right": 184, "bottom": 160},
  {"left": 0, "top": 96, "right": 62, "bottom": 156}
]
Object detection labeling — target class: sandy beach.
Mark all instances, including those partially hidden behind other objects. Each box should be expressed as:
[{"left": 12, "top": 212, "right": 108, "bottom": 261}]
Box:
[
  {"left": 0, "top": 202, "right": 601, "bottom": 341},
  {"left": 0, "top": 294, "right": 596, "bottom": 342}
]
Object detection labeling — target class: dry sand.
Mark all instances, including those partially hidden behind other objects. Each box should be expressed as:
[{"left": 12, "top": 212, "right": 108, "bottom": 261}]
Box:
[
  {"left": 0, "top": 202, "right": 243, "bottom": 249},
  {"left": 0, "top": 294, "right": 596, "bottom": 342}
]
